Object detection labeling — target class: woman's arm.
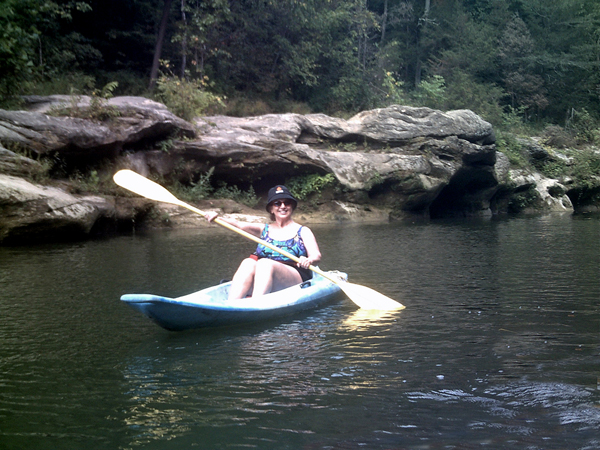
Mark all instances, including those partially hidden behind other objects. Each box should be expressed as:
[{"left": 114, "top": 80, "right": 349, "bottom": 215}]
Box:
[
  {"left": 298, "top": 227, "right": 321, "bottom": 269},
  {"left": 204, "top": 212, "right": 264, "bottom": 237}
]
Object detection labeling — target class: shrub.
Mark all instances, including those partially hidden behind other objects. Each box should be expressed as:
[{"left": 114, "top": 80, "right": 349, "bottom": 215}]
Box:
[
  {"left": 214, "top": 183, "right": 258, "bottom": 207},
  {"left": 541, "top": 124, "right": 574, "bottom": 149},
  {"left": 382, "top": 71, "right": 410, "bottom": 107},
  {"left": 154, "top": 71, "right": 225, "bottom": 121},
  {"left": 414, "top": 75, "right": 447, "bottom": 109},
  {"left": 30, "top": 72, "right": 96, "bottom": 96},
  {"left": 224, "top": 96, "right": 272, "bottom": 117},
  {"left": 495, "top": 131, "right": 528, "bottom": 168},
  {"left": 48, "top": 81, "right": 121, "bottom": 121},
  {"left": 170, "top": 168, "right": 215, "bottom": 202},
  {"left": 286, "top": 173, "right": 336, "bottom": 201},
  {"left": 442, "top": 71, "right": 505, "bottom": 126},
  {"left": 571, "top": 149, "right": 600, "bottom": 190},
  {"left": 566, "top": 108, "right": 600, "bottom": 145}
]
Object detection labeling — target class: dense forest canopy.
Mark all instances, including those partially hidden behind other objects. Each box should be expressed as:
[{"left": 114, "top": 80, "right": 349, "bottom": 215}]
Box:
[{"left": 2, "top": 0, "right": 600, "bottom": 128}]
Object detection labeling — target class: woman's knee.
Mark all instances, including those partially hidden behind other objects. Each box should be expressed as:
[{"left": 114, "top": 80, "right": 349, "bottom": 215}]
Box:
[
  {"left": 255, "top": 258, "right": 278, "bottom": 273},
  {"left": 235, "top": 258, "right": 257, "bottom": 276}
]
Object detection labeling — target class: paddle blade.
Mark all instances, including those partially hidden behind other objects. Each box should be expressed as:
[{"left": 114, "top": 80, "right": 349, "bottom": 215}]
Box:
[
  {"left": 339, "top": 282, "right": 405, "bottom": 311},
  {"left": 113, "top": 170, "right": 182, "bottom": 206}
]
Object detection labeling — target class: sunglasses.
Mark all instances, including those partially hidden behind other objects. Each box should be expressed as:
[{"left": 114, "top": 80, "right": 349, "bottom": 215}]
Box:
[{"left": 273, "top": 200, "right": 293, "bottom": 207}]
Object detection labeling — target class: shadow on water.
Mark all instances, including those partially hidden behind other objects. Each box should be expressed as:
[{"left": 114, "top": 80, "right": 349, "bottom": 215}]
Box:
[{"left": 0, "top": 215, "right": 599, "bottom": 449}]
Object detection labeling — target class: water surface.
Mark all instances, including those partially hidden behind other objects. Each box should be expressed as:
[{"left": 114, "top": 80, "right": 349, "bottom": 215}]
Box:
[{"left": 0, "top": 214, "right": 598, "bottom": 449}]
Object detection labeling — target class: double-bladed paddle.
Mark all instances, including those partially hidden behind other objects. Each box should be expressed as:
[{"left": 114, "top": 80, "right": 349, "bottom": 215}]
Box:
[{"left": 113, "top": 170, "right": 405, "bottom": 310}]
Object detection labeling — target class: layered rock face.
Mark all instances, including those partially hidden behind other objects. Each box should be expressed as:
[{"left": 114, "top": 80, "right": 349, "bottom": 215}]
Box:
[
  {"left": 0, "top": 96, "right": 574, "bottom": 244},
  {"left": 128, "top": 105, "right": 498, "bottom": 218}
]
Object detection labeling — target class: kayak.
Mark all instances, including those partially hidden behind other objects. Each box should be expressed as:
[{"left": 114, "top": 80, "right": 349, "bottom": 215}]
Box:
[{"left": 120, "top": 271, "right": 347, "bottom": 331}]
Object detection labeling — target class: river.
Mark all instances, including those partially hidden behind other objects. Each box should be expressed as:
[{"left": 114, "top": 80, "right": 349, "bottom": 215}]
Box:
[{"left": 0, "top": 214, "right": 598, "bottom": 450}]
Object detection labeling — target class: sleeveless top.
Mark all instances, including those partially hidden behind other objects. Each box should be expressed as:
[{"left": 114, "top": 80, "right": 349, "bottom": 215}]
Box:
[{"left": 254, "top": 224, "right": 308, "bottom": 263}]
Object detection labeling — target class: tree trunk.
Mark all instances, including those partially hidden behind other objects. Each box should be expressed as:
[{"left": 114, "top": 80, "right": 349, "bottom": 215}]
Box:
[
  {"left": 180, "top": 0, "right": 187, "bottom": 79},
  {"left": 381, "top": 0, "right": 388, "bottom": 42},
  {"left": 149, "top": 0, "right": 173, "bottom": 90},
  {"left": 414, "top": 0, "right": 431, "bottom": 87}
]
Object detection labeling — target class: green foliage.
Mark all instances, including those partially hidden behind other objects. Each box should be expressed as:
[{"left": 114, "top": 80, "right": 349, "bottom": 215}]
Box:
[
  {"left": 157, "top": 137, "right": 175, "bottom": 153},
  {"left": 0, "top": 0, "right": 94, "bottom": 105},
  {"left": 30, "top": 71, "right": 96, "bottom": 96},
  {"left": 67, "top": 165, "right": 128, "bottom": 195},
  {"left": 168, "top": 167, "right": 257, "bottom": 207},
  {"left": 508, "top": 187, "right": 539, "bottom": 213},
  {"left": 501, "top": 105, "right": 531, "bottom": 134},
  {"left": 214, "top": 183, "right": 258, "bottom": 208},
  {"left": 154, "top": 65, "right": 225, "bottom": 121},
  {"left": 7, "top": 144, "right": 55, "bottom": 183},
  {"left": 566, "top": 108, "right": 600, "bottom": 145},
  {"left": 571, "top": 150, "right": 600, "bottom": 190},
  {"left": 3, "top": 0, "right": 600, "bottom": 130},
  {"left": 48, "top": 81, "right": 121, "bottom": 121},
  {"left": 170, "top": 167, "right": 215, "bottom": 202},
  {"left": 414, "top": 75, "right": 447, "bottom": 109},
  {"left": 69, "top": 169, "right": 101, "bottom": 193},
  {"left": 382, "top": 71, "right": 410, "bottom": 106},
  {"left": 286, "top": 173, "right": 336, "bottom": 201},
  {"left": 538, "top": 159, "right": 568, "bottom": 180},
  {"left": 0, "top": 0, "right": 41, "bottom": 102},
  {"left": 442, "top": 70, "right": 505, "bottom": 126},
  {"left": 495, "top": 131, "right": 528, "bottom": 168}
]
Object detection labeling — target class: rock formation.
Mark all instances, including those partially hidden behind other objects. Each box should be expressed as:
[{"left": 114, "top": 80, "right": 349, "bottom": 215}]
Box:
[{"left": 0, "top": 96, "right": 578, "bottom": 244}]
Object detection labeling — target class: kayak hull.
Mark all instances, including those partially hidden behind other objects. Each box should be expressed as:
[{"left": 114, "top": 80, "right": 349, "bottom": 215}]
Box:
[{"left": 120, "top": 272, "right": 346, "bottom": 330}]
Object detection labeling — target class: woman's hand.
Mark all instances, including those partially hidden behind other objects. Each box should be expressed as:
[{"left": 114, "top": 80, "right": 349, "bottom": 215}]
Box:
[
  {"left": 297, "top": 256, "right": 312, "bottom": 269},
  {"left": 204, "top": 211, "right": 219, "bottom": 223}
]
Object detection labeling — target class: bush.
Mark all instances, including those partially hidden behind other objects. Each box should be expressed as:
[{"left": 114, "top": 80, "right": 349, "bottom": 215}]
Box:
[
  {"left": 541, "top": 124, "right": 575, "bottom": 149},
  {"left": 214, "top": 183, "right": 258, "bottom": 207},
  {"left": 566, "top": 108, "right": 600, "bottom": 145},
  {"left": 495, "top": 131, "right": 528, "bottom": 168},
  {"left": 442, "top": 71, "right": 505, "bottom": 126},
  {"left": 571, "top": 150, "right": 600, "bottom": 190},
  {"left": 154, "top": 72, "right": 225, "bottom": 121},
  {"left": 47, "top": 81, "right": 121, "bottom": 121},
  {"left": 223, "top": 97, "right": 272, "bottom": 117},
  {"left": 286, "top": 173, "right": 336, "bottom": 201},
  {"left": 381, "top": 71, "right": 411, "bottom": 107},
  {"left": 414, "top": 75, "right": 447, "bottom": 109},
  {"left": 170, "top": 168, "right": 215, "bottom": 202},
  {"left": 29, "top": 72, "right": 96, "bottom": 97}
]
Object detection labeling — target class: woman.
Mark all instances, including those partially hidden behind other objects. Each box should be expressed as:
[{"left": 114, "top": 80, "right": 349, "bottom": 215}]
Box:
[{"left": 204, "top": 185, "right": 321, "bottom": 300}]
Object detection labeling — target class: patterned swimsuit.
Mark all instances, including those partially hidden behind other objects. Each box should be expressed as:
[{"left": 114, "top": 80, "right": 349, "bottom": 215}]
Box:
[{"left": 253, "top": 224, "right": 312, "bottom": 281}]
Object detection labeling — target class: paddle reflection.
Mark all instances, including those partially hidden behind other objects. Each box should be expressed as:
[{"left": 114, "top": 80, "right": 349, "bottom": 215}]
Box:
[{"left": 341, "top": 308, "right": 404, "bottom": 330}]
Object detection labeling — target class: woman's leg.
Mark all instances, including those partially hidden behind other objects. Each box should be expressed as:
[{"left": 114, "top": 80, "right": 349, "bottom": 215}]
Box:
[
  {"left": 228, "top": 258, "right": 257, "bottom": 300},
  {"left": 252, "top": 259, "right": 302, "bottom": 297}
]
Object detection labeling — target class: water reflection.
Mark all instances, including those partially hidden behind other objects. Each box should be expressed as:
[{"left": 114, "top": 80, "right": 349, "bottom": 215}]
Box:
[{"left": 341, "top": 308, "right": 404, "bottom": 330}]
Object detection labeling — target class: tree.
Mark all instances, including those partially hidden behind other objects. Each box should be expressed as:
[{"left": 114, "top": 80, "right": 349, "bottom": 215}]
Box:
[
  {"left": 149, "top": 0, "right": 174, "bottom": 90},
  {"left": 498, "top": 13, "right": 548, "bottom": 119},
  {"left": 0, "top": 0, "right": 92, "bottom": 103},
  {"left": 414, "top": 0, "right": 431, "bottom": 86},
  {"left": 171, "top": 0, "right": 230, "bottom": 81}
]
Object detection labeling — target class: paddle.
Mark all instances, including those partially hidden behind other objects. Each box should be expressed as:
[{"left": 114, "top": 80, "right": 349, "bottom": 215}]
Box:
[{"left": 113, "top": 169, "right": 405, "bottom": 310}]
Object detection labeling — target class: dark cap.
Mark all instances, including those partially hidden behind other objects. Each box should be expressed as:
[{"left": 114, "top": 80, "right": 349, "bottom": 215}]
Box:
[{"left": 266, "top": 185, "right": 297, "bottom": 211}]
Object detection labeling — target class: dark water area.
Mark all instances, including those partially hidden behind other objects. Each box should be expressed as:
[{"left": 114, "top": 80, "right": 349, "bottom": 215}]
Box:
[{"left": 0, "top": 214, "right": 598, "bottom": 450}]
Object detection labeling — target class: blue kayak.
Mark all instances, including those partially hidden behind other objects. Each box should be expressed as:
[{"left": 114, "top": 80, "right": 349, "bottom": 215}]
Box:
[{"left": 121, "top": 271, "right": 347, "bottom": 330}]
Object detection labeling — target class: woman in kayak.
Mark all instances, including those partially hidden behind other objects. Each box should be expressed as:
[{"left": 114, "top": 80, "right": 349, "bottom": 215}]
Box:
[{"left": 204, "top": 185, "right": 321, "bottom": 300}]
